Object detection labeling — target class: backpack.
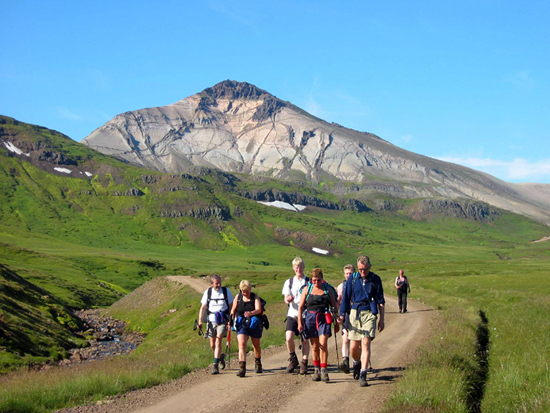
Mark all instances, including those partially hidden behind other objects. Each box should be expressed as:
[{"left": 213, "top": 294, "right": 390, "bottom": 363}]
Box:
[
  {"left": 288, "top": 276, "right": 309, "bottom": 293},
  {"left": 301, "top": 280, "right": 337, "bottom": 306},
  {"left": 207, "top": 287, "right": 230, "bottom": 321},
  {"left": 237, "top": 292, "right": 270, "bottom": 330}
]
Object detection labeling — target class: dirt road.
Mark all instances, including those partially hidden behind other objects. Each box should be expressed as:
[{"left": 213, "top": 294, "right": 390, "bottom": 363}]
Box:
[{"left": 60, "top": 277, "right": 435, "bottom": 413}]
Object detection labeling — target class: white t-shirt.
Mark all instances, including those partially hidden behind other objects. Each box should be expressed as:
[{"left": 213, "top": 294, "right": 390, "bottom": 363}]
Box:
[
  {"left": 282, "top": 276, "right": 309, "bottom": 318},
  {"left": 201, "top": 287, "right": 234, "bottom": 323}
]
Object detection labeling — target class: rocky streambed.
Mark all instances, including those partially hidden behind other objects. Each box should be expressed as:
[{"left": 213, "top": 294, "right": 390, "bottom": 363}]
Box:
[{"left": 57, "top": 310, "right": 145, "bottom": 367}]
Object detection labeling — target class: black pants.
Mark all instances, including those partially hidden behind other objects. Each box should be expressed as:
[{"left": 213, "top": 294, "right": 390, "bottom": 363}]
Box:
[{"left": 397, "top": 289, "right": 408, "bottom": 312}]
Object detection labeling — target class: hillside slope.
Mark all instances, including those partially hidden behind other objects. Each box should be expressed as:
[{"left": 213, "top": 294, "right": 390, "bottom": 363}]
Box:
[{"left": 82, "top": 80, "right": 550, "bottom": 225}]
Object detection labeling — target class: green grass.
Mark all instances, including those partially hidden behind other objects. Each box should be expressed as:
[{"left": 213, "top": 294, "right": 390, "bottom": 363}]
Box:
[
  {"left": 383, "top": 258, "right": 550, "bottom": 413},
  {"left": 1, "top": 115, "right": 550, "bottom": 411}
]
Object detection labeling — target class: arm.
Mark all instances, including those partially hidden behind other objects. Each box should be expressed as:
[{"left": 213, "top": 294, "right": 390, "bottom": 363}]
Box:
[
  {"left": 244, "top": 295, "right": 262, "bottom": 318},
  {"left": 377, "top": 303, "right": 385, "bottom": 332},
  {"left": 282, "top": 279, "right": 294, "bottom": 304},
  {"left": 230, "top": 295, "right": 238, "bottom": 319},
  {"left": 297, "top": 288, "right": 307, "bottom": 332},
  {"left": 198, "top": 303, "right": 207, "bottom": 328}
]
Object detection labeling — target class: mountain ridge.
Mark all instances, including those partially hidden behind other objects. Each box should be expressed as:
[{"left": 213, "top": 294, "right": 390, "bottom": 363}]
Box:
[{"left": 81, "top": 80, "right": 550, "bottom": 225}]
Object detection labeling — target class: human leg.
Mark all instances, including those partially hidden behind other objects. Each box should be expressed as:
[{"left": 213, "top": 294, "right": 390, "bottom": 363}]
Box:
[
  {"left": 397, "top": 290, "right": 403, "bottom": 312},
  {"left": 236, "top": 334, "right": 248, "bottom": 377},
  {"left": 319, "top": 335, "right": 330, "bottom": 382},
  {"left": 402, "top": 292, "right": 408, "bottom": 313},
  {"left": 285, "top": 325, "right": 299, "bottom": 373}
]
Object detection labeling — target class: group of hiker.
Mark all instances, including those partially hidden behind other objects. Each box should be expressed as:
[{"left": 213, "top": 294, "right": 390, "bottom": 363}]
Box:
[{"left": 196, "top": 255, "right": 411, "bottom": 387}]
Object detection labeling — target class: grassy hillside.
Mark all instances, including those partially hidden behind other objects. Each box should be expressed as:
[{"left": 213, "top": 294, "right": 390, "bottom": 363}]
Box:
[{"left": 1, "top": 116, "right": 549, "bottom": 411}]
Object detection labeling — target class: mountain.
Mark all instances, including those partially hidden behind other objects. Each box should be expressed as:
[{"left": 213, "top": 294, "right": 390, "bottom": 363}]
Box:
[{"left": 82, "top": 80, "right": 550, "bottom": 225}]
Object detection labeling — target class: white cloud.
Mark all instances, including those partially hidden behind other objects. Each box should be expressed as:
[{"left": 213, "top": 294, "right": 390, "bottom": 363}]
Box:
[
  {"left": 436, "top": 156, "right": 550, "bottom": 183},
  {"left": 56, "top": 107, "right": 83, "bottom": 121}
]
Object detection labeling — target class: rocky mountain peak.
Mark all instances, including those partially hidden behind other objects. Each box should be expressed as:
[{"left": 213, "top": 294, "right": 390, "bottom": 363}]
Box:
[{"left": 201, "top": 80, "right": 276, "bottom": 101}]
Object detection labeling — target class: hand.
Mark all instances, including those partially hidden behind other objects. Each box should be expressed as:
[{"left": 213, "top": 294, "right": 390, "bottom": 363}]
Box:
[
  {"left": 298, "top": 323, "right": 303, "bottom": 333},
  {"left": 198, "top": 322, "right": 202, "bottom": 329},
  {"left": 378, "top": 319, "right": 385, "bottom": 332}
]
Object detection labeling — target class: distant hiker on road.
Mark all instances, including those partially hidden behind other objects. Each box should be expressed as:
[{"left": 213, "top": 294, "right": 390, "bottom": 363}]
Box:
[
  {"left": 198, "top": 274, "right": 233, "bottom": 375},
  {"left": 230, "top": 280, "right": 263, "bottom": 377},
  {"left": 298, "top": 268, "right": 338, "bottom": 383},
  {"left": 281, "top": 257, "right": 311, "bottom": 374},
  {"left": 339, "top": 255, "right": 385, "bottom": 387},
  {"left": 337, "top": 264, "right": 354, "bottom": 373},
  {"left": 395, "top": 269, "right": 411, "bottom": 313}
]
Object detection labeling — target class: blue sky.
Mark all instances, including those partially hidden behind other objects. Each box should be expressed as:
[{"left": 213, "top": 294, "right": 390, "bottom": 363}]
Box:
[{"left": 2, "top": 0, "right": 549, "bottom": 183}]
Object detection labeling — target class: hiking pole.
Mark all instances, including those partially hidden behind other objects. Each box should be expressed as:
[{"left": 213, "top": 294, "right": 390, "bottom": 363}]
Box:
[
  {"left": 193, "top": 318, "right": 203, "bottom": 336},
  {"left": 333, "top": 311, "right": 339, "bottom": 367},
  {"left": 226, "top": 316, "right": 232, "bottom": 369}
]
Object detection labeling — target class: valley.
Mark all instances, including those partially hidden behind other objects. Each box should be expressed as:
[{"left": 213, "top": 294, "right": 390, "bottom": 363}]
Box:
[{"left": 1, "top": 112, "right": 549, "bottom": 412}]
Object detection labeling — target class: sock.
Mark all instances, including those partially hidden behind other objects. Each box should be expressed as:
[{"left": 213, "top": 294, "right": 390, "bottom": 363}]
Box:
[
  {"left": 290, "top": 352, "right": 296, "bottom": 357},
  {"left": 321, "top": 363, "right": 327, "bottom": 369},
  {"left": 214, "top": 358, "right": 219, "bottom": 364},
  {"left": 313, "top": 359, "right": 320, "bottom": 367},
  {"left": 361, "top": 368, "right": 367, "bottom": 374},
  {"left": 255, "top": 357, "right": 261, "bottom": 362}
]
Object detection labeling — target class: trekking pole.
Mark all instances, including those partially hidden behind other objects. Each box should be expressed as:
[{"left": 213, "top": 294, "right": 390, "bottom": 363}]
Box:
[
  {"left": 226, "top": 316, "right": 232, "bottom": 369},
  {"left": 193, "top": 318, "right": 203, "bottom": 336},
  {"left": 332, "top": 311, "right": 339, "bottom": 367}
]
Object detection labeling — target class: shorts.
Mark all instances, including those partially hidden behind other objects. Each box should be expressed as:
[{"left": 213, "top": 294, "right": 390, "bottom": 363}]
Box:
[
  {"left": 205, "top": 322, "right": 228, "bottom": 338},
  {"left": 286, "top": 316, "right": 299, "bottom": 335},
  {"left": 235, "top": 315, "right": 263, "bottom": 339},
  {"left": 348, "top": 308, "right": 377, "bottom": 340},
  {"left": 304, "top": 310, "right": 332, "bottom": 339}
]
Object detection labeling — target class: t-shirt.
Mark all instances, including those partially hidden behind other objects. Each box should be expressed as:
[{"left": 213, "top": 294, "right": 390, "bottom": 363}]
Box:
[
  {"left": 200, "top": 287, "right": 234, "bottom": 323},
  {"left": 281, "top": 276, "right": 309, "bottom": 318}
]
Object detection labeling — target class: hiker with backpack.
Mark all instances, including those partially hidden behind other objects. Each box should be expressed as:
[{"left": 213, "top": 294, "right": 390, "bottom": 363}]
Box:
[
  {"left": 339, "top": 255, "right": 385, "bottom": 387},
  {"left": 297, "top": 268, "right": 338, "bottom": 383},
  {"left": 336, "top": 263, "right": 354, "bottom": 373},
  {"left": 281, "top": 257, "right": 311, "bottom": 374},
  {"left": 395, "top": 269, "right": 411, "bottom": 313},
  {"left": 230, "top": 280, "right": 264, "bottom": 377},
  {"left": 198, "top": 274, "right": 233, "bottom": 375}
]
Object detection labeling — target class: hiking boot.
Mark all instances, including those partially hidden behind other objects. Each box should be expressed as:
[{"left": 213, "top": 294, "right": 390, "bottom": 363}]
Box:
[
  {"left": 359, "top": 371, "right": 369, "bottom": 387},
  {"left": 312, "top": 367, "right": 321, "bottom": 382},
  {"left": 211, "top": 363, "right": 219, "bottom": 375},
  {"left": 219, "top": 353, "right": 226, "bottom": 370},
  {"left": 353, "top": 362, "right": 361, "bottom": 380},
  {"left": 255, "top": 358, "right": 263, "bottom": 374},
  {"left": 236, "top": 361, "right": 246, "bottom": 377},
  {"left": 321, "top": 368, "right": 329, "bottom": 383},
  {"left": 286, "top": 353, "right": 299, "bottom": 373},
  {"left": 339, "top": 357, "right": 350, "bottom": 374},
  {"left": 299, "top": 359, "right": 308, "bottom": 375}
]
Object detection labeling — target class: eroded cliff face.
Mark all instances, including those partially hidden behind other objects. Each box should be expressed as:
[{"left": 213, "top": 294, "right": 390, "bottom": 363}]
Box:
[{"left": 81, "top": 80, "right": 550, "bottom": 225}]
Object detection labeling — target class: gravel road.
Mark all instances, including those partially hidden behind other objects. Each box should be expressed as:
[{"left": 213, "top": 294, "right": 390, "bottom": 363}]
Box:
[{"left": 58, "top": 276, "right": 435, "bottom": 413}]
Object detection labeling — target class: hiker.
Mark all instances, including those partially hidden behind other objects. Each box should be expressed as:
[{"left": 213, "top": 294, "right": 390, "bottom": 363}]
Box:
[
  {"left": 395, "top": 269, "right": 411, "bottom": 313},
  {"left": 281, "top": 257, "right": 311, "bottom": 374},
  {"left": 230, "top": 280, "right": 263, "bottom": 377},
  {"left": 339, "top": 255, "right": 385, "bottom": 387},
  {"left": 198, "top": 274, "right": 233, "bottom": 375},
  {"left": 297, "top": 268, "right": 338, "bottom": 383},
  {"left": 337, "top": 263, "right": 354, "bottom": 373}
]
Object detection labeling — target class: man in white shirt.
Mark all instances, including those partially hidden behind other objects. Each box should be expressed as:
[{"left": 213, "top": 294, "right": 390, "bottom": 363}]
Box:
[
  {"left": 281, "top": 257, "right": 311, "bottom": 374},
  {"left": 198, "top": 274, "right": 233, "bottom": 375}
]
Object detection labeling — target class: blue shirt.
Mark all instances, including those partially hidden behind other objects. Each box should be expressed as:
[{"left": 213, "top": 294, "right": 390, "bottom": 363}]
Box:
[{"left": 340, "top": 271, "right": 385, "bottom": 315}]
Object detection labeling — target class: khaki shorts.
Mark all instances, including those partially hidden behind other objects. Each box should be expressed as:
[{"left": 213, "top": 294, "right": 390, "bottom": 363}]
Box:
[
  {"left": 348, "top": 308, "right": 377, "bottom": 340},
  {"left": 205, "top": 322, "right": 228, "bottom": 338}
]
